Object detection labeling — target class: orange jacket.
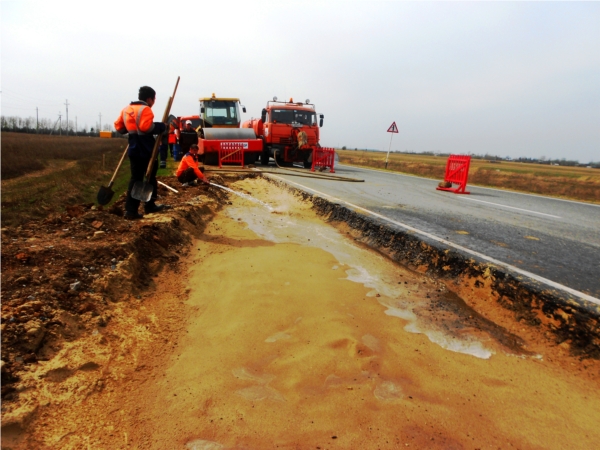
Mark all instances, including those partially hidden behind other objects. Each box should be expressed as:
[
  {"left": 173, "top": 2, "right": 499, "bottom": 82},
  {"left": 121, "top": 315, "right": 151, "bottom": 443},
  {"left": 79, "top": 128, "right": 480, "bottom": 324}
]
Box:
[
  {"left": 168, "top": 122, "right": 179, "bottom": 144},
  {"left": 114, "top": 101, "right": 157, "bottom": 135},
  {"left": 176, "top": 153, "right": 207, "bottom": 181},
  {"left": 114, "top": 101, "right": 165, "bottom": 157}
]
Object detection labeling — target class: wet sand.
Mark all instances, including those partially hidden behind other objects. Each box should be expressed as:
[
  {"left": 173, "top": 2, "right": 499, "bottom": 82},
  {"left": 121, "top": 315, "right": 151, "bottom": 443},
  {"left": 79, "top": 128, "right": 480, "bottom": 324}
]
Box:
[
  {"left": 130, "top": 178, "right": 600, "bottom": 449},
  {"left": 8, "top": 177, "right": 600, "bottom": 449}
]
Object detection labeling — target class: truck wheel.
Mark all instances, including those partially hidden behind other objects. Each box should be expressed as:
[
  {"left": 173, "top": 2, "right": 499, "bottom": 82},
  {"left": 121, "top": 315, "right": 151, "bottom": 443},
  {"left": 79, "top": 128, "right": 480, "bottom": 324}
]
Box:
[
  {"left": 244, "top": 152, "right": 257, "bottom": 165},
  {"left": 205, "top": 153, "right": 219, "bottom": 166},
  {"left": 261, "top": 151, "right": 270, "bottom": 166}
]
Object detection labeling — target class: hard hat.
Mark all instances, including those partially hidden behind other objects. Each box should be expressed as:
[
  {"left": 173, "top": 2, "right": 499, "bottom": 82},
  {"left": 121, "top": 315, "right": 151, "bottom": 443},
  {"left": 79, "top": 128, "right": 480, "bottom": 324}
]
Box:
[{"left": 186, "top": 120, "right": 192, "bottom": 125}]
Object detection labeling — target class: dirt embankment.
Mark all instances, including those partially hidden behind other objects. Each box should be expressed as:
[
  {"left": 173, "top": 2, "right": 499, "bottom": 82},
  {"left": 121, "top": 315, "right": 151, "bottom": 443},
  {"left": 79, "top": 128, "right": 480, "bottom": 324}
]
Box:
[
  {"left": 1, "top": 175, "right": 231, "bottom": 401},
  {"left": 2, "top": 175, "right": 599, "bottom": 449}
]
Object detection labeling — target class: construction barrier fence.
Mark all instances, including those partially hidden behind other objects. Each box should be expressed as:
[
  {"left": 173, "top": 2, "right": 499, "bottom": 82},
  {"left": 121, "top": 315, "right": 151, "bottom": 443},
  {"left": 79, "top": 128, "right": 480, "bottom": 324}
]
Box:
[
  {"left": 218, "top": 142, "right": 245, "bottom": 168},
  {"left": 436, "top": 154, "right": 471, "bottom": 194},
  {"left": 311, "top": 147, "right": 336, "bottom": 173}
]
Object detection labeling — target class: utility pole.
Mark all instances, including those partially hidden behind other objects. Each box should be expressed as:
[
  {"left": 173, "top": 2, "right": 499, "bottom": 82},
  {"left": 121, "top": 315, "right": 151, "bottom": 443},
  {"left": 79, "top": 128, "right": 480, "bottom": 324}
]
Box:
[
  {"left": 36, "top": 107, "right": 39, "bottom": 134},
  {"left": 50, "top": 113, "right": 61, "bottom": 135},
  {"left": 64, "top": 99, "right": 70, "bottom": 135},
  {"left": 98, "top": 113, "right": 102, "bottom": 133},
  {"left": 58, "top": 112, "right": 62, "bottom": 136}
]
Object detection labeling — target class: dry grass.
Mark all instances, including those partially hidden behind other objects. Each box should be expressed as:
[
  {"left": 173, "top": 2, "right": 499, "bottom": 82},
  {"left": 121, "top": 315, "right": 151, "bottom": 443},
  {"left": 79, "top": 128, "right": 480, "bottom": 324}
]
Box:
[
  {"left": 1, "top": 133, "right": 129, "bottom": 226},
  {"left": 338, "top": 150, "right": 600, "bottom": 203}
]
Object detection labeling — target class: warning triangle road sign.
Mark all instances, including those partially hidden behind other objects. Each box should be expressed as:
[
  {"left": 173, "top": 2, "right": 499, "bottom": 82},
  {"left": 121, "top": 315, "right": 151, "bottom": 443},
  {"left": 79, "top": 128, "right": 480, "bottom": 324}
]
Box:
[{"left": 387, "top": 122, "right": 398, "bottom": 133}]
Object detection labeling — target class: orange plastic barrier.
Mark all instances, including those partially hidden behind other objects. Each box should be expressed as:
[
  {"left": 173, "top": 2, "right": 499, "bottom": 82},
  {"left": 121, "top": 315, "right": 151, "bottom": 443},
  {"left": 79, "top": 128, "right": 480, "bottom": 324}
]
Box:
[
  {"left": 311, "top": 147, "right": 336, "bottom": 173},
  {"left": 436, "top": 154, "right": 471, "bottom": 194},
  {"left": 218, "top": 142, "right": 245, "bottom": 168}
]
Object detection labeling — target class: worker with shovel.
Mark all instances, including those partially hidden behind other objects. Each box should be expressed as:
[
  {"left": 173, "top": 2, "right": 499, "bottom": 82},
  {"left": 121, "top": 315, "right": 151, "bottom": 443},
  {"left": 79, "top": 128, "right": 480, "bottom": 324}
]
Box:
[{"left": 114, "top": 86, "right": 171, "bottom": 220}]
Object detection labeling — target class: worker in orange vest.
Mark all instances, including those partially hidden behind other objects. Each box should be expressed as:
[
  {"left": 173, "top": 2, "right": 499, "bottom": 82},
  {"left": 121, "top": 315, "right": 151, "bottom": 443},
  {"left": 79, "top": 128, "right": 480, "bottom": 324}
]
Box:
[
  {"left": 168, "top": 119, "right": 179, "bottom": 159},
  {"left": 172, "top": 123, "right": 181, "bottom": 161},
  {"left": 159, "top": 118, "right": 180, "bottom": 168},
  {"left": 114, "top": 86, "right": 170, "bottom": 220},
  {"left": 176, "top": 144, "right": 209, "bottom": 186}
]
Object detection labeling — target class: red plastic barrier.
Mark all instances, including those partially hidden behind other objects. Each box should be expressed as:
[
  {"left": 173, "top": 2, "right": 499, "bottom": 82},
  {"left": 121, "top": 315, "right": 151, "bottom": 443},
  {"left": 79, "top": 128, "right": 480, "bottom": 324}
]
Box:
[
  {"left": 218, "top": 142, "right": 245, "bottom": 168},
  {"left": 311, "top": 147, "right": 336, "bottom": 173},
  {"left": 436, "top": 155, "right": 471, "bottom": 194}
]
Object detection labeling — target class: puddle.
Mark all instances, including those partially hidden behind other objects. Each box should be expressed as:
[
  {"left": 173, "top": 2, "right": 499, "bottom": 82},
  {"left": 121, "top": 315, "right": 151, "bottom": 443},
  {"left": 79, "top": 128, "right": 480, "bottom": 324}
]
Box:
[
  {"left": 265, "top": 332, "right": 292, "bottom": 343},
  {"left": 374, "top": 381, "right": 404, "bottom": 401},
  {"left": 186, "top": 439, "right": 225, "bottom": 450},
  {"left": 211, "top": 183, "right": 274, "bottom": 212},
  {"left": 232, "top": 367, "right": 286, "bottom": 402},
  {"left": 235, "top": 385, "right": 286, "bottom": 402},
  {"left": 226, "top": 187, "right": 526, "bottom": 360}
]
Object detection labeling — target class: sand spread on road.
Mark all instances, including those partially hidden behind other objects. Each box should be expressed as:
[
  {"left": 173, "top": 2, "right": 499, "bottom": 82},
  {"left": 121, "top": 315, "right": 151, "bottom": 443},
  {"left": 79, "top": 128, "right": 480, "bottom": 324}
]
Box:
[{"left": 5, "top": 177, "right": 599, "bottom": 449}]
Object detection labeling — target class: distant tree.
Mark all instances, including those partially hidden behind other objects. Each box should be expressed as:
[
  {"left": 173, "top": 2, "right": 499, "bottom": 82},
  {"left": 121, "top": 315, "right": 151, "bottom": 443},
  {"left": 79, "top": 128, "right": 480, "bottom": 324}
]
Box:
[{"left": 342, "top": 146, "right": 346, "bottom": 150}]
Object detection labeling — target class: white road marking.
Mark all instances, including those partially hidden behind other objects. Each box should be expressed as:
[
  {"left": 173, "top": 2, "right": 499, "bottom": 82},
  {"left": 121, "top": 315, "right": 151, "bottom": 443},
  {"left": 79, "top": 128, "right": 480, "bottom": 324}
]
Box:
[
  {"left": 457, "top": 197, "right": 562, "bottom": 219},
  {"left": 270, "top": 175, "right": 600, "bottom": 306},
  {"left": 337, "top": 163, "right": 600, "bottom": 208}
]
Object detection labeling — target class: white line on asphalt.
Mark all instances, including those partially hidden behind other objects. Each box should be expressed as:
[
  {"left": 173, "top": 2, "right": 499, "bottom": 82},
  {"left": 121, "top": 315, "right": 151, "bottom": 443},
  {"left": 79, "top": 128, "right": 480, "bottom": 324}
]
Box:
[
  {"left": 271, "top": 175, "right": 600, "bottom": 306},
  {"left": 457, "top": 197, "right": 562, "bottom": 218},
  {"left": 337, "top": 163, "right": 600, "bottom": 208}
]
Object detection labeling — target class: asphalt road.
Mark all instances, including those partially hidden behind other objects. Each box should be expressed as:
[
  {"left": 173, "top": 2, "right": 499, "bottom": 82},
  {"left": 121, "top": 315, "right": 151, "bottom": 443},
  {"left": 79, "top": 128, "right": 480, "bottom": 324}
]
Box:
[{"left": 267, "top": 163, "right": 600, "bottom": 303}]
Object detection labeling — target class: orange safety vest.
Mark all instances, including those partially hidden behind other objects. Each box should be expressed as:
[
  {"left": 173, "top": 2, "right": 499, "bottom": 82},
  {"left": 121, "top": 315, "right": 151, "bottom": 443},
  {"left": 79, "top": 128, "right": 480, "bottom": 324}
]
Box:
[
  {"left": 114, "top": 102, "right": 156, "bottom": 135},
  {"left": 168, "top": 123, "right": 178, "bottom": 144},
  {"left": 176, "top": 153, "right": 206, "bottom": 181}
]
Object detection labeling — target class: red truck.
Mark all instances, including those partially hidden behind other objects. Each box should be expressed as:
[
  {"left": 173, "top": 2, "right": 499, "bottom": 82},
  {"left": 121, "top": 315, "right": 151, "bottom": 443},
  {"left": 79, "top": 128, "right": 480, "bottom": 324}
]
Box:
[{"left": 242, "top": 97, "right": 324, "bottom": 167}]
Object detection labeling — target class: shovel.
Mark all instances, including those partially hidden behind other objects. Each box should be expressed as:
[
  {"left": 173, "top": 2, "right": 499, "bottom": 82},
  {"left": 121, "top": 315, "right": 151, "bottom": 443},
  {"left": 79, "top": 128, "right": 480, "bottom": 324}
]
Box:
[
  {"left": 96, "top": 145, "right": 129, "bottom": 205},
  {"left": 131, "top": 76, "right": 180, "bottom": 202}
]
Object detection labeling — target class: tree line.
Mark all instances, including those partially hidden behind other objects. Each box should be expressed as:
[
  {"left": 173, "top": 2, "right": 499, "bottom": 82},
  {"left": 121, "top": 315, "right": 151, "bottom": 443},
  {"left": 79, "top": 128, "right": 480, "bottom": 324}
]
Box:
[
  {"left": 339, "top": 147, "right": 598, "bottom": 167},
  {"left": 1, "top": 115, "right": 115, "bottom": 137}
]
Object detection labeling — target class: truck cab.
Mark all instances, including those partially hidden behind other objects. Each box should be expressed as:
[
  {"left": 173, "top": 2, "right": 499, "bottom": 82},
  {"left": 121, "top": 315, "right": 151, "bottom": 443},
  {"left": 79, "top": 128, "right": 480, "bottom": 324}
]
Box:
[{"left": 243, "top": 97, "right": 324, "bottom": 167}]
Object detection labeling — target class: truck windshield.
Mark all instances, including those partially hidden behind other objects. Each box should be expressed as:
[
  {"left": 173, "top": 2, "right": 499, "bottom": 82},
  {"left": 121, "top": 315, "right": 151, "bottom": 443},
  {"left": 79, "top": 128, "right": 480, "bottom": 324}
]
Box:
[
  {"left": 271, "top": 109, "right": 316, "bottom": 125},
  {"left": 204, "top": 101, "right": 239, "bottom": 126}
]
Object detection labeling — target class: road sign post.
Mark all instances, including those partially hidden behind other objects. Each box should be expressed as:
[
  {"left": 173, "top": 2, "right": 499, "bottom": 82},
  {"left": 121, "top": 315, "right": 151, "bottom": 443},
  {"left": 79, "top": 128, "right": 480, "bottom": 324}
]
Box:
[{"left": 385, "top": 121, "right": 399, "bottom": 169}]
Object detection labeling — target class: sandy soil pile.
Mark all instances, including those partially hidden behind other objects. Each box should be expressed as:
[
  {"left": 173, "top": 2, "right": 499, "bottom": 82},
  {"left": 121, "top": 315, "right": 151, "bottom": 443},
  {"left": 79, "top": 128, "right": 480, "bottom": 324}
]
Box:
[
  {"left": 2, "top": 175, "right": 599, "bottom": 449},
  {"left": 1, "top": 175, "right": 231, "bottom": 400}
]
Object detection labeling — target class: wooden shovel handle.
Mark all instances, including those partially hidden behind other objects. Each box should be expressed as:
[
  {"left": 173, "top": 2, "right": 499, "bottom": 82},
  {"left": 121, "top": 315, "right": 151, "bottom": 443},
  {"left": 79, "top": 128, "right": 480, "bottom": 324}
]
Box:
[
  {"left": 145, "top": 76, "right": 180, "bottom": 179},
  {"left": 107, "top": 145, "right": 129, "bottom": 188}
]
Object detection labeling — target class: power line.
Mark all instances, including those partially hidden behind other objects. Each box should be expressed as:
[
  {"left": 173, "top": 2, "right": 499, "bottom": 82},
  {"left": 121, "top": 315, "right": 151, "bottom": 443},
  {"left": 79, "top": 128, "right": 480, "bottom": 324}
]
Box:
[{"left": 1, "top": 89, "right": 63, "bottom": 105}]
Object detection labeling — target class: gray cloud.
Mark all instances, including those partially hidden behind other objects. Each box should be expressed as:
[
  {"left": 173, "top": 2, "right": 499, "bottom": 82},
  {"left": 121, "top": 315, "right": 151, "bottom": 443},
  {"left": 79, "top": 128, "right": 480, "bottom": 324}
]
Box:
[{"left": 2, "top": 1, "right": 598, "bottom": 162}]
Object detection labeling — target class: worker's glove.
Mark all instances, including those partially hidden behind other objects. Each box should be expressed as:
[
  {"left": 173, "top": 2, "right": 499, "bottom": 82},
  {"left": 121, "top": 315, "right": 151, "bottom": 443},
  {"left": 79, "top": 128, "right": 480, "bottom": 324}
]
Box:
[{"left": 153, "top": 122, "right": 167, "bottom": 134}]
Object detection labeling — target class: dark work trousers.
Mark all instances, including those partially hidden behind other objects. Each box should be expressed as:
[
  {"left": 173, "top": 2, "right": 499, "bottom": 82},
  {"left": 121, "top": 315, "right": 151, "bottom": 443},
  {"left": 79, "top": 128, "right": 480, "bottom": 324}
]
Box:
[
  {"left": 126, "top": 154, "right": 158, "bottom": 213},
  {"left": 173, "top": 143, "right": 182, "bottom": 161},
  {"left": 177, "top": 167, "right": 199, "bottom": 184},
  {"left": 159, "top": 144, "right": 169, "bottom": 164}
]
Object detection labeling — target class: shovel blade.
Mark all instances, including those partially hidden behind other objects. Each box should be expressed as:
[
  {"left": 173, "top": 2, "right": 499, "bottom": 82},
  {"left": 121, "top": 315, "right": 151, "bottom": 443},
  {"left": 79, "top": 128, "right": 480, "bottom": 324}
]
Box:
[
  {"left": 131, "top": 181, "right": 153, "bottom": 202},
  {"left": 96, "top": 186, "right": 115, "bottom": 205}
]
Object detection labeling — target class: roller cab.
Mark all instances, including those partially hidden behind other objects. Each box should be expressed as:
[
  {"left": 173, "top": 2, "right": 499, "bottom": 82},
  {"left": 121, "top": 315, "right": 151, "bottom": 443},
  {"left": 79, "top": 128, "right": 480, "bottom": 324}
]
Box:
[{"left": 179, "top": 94, "right": 263, "bottom": 166}]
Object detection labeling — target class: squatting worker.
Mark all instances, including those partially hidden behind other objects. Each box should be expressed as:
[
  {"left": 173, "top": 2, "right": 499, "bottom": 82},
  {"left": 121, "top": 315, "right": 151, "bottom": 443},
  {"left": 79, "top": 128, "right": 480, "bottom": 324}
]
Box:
[
  {"left": 114, "top": 86, "right": 172, "bottom": 220},
  {"left": 176, "top": 144, "right": 209, "bottom": 186}
]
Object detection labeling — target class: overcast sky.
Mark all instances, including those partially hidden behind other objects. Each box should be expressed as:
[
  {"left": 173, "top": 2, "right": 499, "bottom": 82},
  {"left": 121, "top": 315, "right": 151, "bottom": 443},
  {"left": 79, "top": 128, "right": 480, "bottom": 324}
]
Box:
[{"left": 2, "top": 1, "right": 599, "bottom": 162}]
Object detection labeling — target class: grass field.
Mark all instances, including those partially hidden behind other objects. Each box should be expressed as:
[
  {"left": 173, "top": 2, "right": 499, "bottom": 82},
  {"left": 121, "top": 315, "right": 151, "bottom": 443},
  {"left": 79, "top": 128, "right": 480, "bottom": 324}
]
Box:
[
  {"left": 337, "top": 150, "right": 600, "bottom": 203},
  {"left": 2, "top": 133, "right": 597, "bottom": 227},
  {"left": 1, "top": 133, "right": 131, "bottom": 226}
]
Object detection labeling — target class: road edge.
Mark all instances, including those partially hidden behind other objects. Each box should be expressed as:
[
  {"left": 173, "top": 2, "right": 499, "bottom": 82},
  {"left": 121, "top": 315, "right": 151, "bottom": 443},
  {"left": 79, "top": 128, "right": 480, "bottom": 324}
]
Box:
[{"left": 267, "top": 176, "right": 600, "bottom": 359}]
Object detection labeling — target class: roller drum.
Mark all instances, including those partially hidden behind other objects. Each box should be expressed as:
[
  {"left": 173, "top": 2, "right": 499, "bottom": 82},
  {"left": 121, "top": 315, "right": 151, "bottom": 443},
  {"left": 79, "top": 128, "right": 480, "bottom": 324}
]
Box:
[{"left": 203, "top": 128, "right": 256, "bottom": 140}]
